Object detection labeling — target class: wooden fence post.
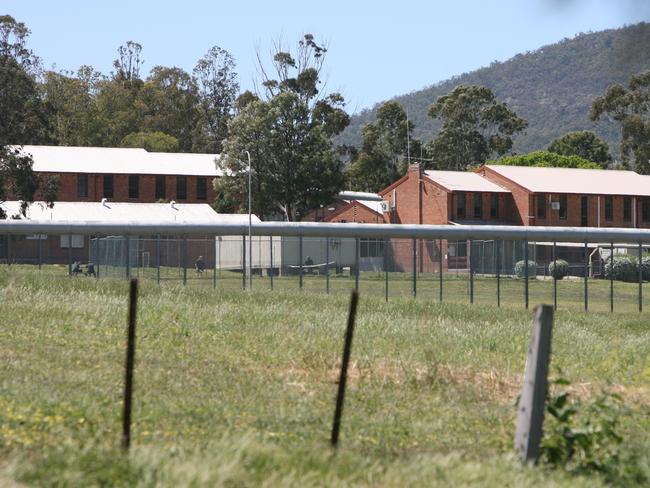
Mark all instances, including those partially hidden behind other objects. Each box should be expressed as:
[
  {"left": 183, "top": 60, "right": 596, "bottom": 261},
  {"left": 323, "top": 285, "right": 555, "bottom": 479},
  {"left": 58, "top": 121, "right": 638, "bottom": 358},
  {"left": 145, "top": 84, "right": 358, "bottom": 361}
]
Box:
[
  {"left": 331, "top": 290, "right": 359, "bottom": 447},
  {"left": 122, "top": 278, "right": 139, "bottom": 451},
  {"left": 514, "top": 304, "right": 554, "bottom": 464}
]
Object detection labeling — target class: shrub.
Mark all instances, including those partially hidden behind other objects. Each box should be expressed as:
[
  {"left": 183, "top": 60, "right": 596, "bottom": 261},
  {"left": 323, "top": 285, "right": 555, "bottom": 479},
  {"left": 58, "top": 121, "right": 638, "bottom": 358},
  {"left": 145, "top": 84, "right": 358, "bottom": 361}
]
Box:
[
  {"left": 603, "top": 256, "right": 638, "bottom": 282},
  {"left": 548, "top": 259, "right": 569, "bottom": 279},
  {"left": 514, "top": 260, "right": 536, "bottom": 278},
  {"left": 641, "top": 256, "right": 650, "bottom": 281}
]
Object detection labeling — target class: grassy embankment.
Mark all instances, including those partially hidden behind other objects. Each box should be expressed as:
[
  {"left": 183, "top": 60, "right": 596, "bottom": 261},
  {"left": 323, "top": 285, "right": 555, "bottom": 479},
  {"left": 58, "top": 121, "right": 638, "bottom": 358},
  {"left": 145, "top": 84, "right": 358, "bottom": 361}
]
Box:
[{"left": 1, "top": 267, "right": 649, "bottom": 486}]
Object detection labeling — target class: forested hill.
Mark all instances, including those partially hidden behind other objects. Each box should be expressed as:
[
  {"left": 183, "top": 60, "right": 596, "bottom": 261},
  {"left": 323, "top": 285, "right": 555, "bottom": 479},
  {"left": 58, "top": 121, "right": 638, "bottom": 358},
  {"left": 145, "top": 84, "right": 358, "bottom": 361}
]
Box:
[{"left": 338, "top": 22, "right": 650, "bottom": 155}]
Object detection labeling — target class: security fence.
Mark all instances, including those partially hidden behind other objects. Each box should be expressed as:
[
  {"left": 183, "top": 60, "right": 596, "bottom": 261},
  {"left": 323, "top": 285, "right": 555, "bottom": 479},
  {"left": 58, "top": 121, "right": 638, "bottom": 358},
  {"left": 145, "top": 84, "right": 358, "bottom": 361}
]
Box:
[{"left": 1, "top": 221, "right": 650, "bottom": 314}]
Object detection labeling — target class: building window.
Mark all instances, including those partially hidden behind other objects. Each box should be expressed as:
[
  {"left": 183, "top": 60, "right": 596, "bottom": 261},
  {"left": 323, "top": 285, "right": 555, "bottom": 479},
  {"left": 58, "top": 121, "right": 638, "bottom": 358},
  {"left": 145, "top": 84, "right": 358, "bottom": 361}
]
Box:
[
  {"left": 176, "top": 176, "right": 187, "bottom": 200},
  {"left": 60, "top": 235, "right": 84, "bottom": 248},
  {"left": 103, "top": 175, "right": 113, "bottom": 199},
  {"left": 155, "top": 175, "right": 166, "bottom": 200},
  {"left": 559, "top": 194, "right": 567, "bottom": 220},
  {"left": 490, "top": 194, "right": 499, "bottom": 218},
  {"left": 196, "top": 177, "right": 207, "bottom": 200},
  {"left": 360, "top": 239, "right": 384, "bottom": 258},
  {"left": 605, "top": 196, "right": 613, "bottom": 221},
  {"left": 536, "top": 193, "right": 546, "bottom": 219},
  {"left": 456, "top": 193, "right": 466, "bottom": 219},
  {"left": 76, "top": 174, "right": 88, "bottom": 198},
  {"left": 643, "top": 198, "right": 650, "bottom": 223},
  {"left": 128, "top": 175, "right": 139, "bottom": 199},
  {"left": 624, "top": 197, "right": 632, "bottom": 222},
  {"left": 473, "top": 193, "right": 482, "bottom": 218}
]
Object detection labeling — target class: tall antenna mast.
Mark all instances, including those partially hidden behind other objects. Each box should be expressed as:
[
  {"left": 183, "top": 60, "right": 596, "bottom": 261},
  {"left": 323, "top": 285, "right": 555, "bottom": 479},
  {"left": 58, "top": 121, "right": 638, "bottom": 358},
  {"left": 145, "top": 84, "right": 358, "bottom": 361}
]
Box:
[{"left": 406, "top": 108, "right": 411, "bottom": 163}]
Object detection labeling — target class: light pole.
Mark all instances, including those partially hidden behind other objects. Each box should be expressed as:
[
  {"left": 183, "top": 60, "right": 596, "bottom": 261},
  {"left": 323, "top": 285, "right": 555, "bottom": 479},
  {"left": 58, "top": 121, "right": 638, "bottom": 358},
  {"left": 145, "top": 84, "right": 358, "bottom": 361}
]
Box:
[{"left": 245, "top": 150, "right": 252, "bottom": 290}]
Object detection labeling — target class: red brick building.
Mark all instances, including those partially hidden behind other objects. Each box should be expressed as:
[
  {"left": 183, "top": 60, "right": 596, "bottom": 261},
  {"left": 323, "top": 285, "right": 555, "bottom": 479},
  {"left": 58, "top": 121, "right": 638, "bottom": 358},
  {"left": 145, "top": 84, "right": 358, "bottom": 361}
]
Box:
[
  {"left": 325, "top": 199, "right": 384, "bottom": 224},
  {"left": 22, "top": 145, "right": 221, "bottom": 204},
  {"left": 476, "top": 165, "right": 650, "bottom": 229}
]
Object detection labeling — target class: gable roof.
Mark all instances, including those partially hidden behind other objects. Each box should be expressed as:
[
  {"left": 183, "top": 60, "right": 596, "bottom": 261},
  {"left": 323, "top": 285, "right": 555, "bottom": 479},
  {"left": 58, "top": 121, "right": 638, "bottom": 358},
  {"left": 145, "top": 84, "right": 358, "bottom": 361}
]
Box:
[
  {"left": 484, "top": 165, "right": 650, "bottom": 196},
  {"left": 0, "top": 201, "right": 258, "bottom": 223},
  {"left": 16, "top": 145, "right": 222, "bottom": 177},
  {"left": 424, "top": 170, "right": 509, "bottom": 193}
]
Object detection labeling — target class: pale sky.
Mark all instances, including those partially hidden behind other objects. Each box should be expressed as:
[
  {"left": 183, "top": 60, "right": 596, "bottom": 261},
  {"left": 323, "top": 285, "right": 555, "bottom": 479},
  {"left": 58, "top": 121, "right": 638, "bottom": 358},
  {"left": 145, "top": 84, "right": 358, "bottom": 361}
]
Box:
[{"left": 5, "top": 0, "right": 650, "bottom": 112}]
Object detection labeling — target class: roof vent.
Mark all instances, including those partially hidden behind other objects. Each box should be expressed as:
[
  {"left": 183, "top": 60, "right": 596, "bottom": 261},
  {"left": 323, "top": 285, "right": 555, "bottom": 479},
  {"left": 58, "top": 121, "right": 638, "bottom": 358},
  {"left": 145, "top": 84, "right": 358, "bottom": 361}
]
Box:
[
  {"left": 170, "top": 200, "right": 177, "bottom": 209},
  {"left": 101, "top": 198, "right": 108, "bottom": 206}
]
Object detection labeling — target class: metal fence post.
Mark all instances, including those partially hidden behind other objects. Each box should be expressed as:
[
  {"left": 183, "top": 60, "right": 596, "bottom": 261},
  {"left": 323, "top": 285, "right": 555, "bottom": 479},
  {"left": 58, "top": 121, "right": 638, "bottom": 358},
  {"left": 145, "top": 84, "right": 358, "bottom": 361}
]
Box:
[
  {"left": 68, "top": 234, "right": 73, "bottom": 276},
  {"left": 469, "top": 239, "right": 474, "bottom": 304},
  {"left": 156, "top": 234, "right": 161, "bottom": 285},
  {"left": 553, "top": 241, "right": 557, "bottom": 311},
  {"left": 384, "top": 238, "right": 388, "bottom": 302},
  {"left": 439, "top": 238, "right": 443, "bottom": 302},
  {"left": 514, "top": 305, "right": 554, "bottom": 464},
  {"left": 610, "top": 242, "right": 614, "bottom": 313},
  {"left": 639, "top": 241, "right": 643, "bottom": 313},
  {"left": 584, "top": 241, "right": 588, "bottom": 312},
  {"left": 213, "top": 236, "right": 217, "bottom": 289},
  {"left": 355, "top": 237, "right": 360, "bottom": 292},
  {"left": 36, "top": 234, "right": 42, "bottom": 271},
  {"left": 6, "top": 233, "right": 11, "bottom": 266},
  {"left": 299, "top": 236, "right": 304, "bottom": 290},
  {"left": 496, "top": 239, "right": 501, "bottom": 307},
  {"left": 125, "top": 235, "right": 131, "bottom": 280},
  {"left": 325, "top": 237, "right": 330, "bottom": 294},
  {"left": 182, "top": 237, "right": 188, "bottom": 286},
  {"left": 270, "top": 236, "right": 274, "bottom": 291},
  {"left": 242, "top": 235, "right": 246, "bottom": 290},
  {"left": 412, "top": 237, "right": 417, "bottom": 299},
  {"left": 524, "top": 239, "right": 529, "bottom": 309}
]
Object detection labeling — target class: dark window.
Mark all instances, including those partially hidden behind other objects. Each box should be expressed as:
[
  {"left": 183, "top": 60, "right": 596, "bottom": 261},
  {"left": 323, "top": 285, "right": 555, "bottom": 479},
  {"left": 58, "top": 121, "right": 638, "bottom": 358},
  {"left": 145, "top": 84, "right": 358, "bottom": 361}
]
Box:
[
  {"left": 473, "top": 193, "right": 482, "bottom": 218},
  {"left": 624, "top": 197, "right": 632, "bottom": 222},
  {"left": 196, "top": 177, "right": 207, "bottom": 200},
  {"left": 536, "top": 193, "right": 546, "bottom": 219},
  {"left": 155, "top": 175, "right": 166, "bottom": 200},
  {"left": 176, "top": 176, "right": 187, "bottom": 200},
  {"left": 456, "top": 193, "right": 466, "bottom": 219},
  {"left": 559, "top": 194, "right": 567, "bottom": 220},
  {"left": 360, "top": 239, "right": 384, "bottom": 258},
  {"left": 76, "top": 174, "right": 88, "bottom": 198},
  {"left": 128, "top": 175, "right": 139, "bottom": 199},
  {"left": 605, "top": 196, "right": 613, "bottom": 221},
  {"left": 490, "top": 194, "right": 499, "bottom": 218},
  {"left": 580, "top": 196, "right": 588, "bottom": 227},
  {"left": 103, "top": 175, "right": 113, "bottom": 199},
  {"left": 643, "top": 198, "right": 650, "bottom": 223}
]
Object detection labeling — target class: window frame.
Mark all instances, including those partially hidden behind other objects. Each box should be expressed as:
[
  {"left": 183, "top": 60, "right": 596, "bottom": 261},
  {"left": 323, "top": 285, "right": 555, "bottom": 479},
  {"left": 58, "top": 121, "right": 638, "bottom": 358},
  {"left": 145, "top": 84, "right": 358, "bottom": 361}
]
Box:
[
  {"left": 559, "top": 194, "right": 568, "bottom": 220},
  {"left": 155, "top": 175, "right": 166, "bottom": 200},
  {"left": 196, "top": 177, "right": 207, "bottom": 201},
  {"left": 103, "top": 174, "right": 114, "bottom": 199},
  {"left": 490, "top": 193, "right": 499, "bottom": 219},
  {"left": 76, "top": 174, "right": 88, "bottom": 199},
  {"left": 473, "top": 192, "right": 483, "bottom": 219},
  {"left": 456, "top": 192, "right": 466, "bottom": 219},
  {"left": 604, "top": 196, "right": 613, "bottom": 221},
  {"left": 128, "top": 174, "right": 139, "bottom": 200},
  {"left": 536, "top": 193, "right": 546, "bottom": 219},
  {"left": 176, "top": 176, "right": 187, "bottom": 200},
  {"left": 624, "top": 197, "right": 632, "bottom": 222}
]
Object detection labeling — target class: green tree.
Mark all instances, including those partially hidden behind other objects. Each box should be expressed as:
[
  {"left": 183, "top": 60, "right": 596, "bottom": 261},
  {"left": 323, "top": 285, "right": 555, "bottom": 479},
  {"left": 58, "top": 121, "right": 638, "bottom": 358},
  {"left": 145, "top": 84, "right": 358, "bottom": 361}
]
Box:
[
  {"left": 220, "top": 35, "right": 349, "bottom": 220},
  {"left": 42, "top": 67, "right": 104, "bottom": 146},
  {"left": 120, "top": 131, "right": 179, "bottom": 152},
  {"left": 347, "top": 101, "right": 419, "bottom": 192},
  {"left": 591, "top": 69, "right": 650, "bottom": 174},
  {"left": 488, "top": 150, "right": 601, "bottom": 169},
  {"left": 0, "top": 16, "right": 56, "bottom": 218},
  {"left": 425, "top": 85, "right": 527, "bottom": 170},
  {"left": 547, "top": 131, "right": 611, "bottom": 167},
  {"left": 193, "top": 46, "right": 239, "bottom": 153},
  {"left": 140, "top": 66, "right": 199, "bottom": 151}
]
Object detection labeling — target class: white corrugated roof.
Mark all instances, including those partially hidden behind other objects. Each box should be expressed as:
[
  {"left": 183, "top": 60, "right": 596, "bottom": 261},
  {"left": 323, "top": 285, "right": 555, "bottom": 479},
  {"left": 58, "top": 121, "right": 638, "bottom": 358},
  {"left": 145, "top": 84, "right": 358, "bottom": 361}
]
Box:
[
  {"left": 485, "top": 165, "right": 650, "bottom": 196},
  {"left": 424, "top": 170, "right": 509, "bottom": 193},
  {"left": 344, "top": 199, "right": 384, "bottom": 215},
  {"left": 17, "top": 145, "right": 222, "bottom": 177},
  {"left": 0, "top": 201, "right": 259, "bottom": 223}
]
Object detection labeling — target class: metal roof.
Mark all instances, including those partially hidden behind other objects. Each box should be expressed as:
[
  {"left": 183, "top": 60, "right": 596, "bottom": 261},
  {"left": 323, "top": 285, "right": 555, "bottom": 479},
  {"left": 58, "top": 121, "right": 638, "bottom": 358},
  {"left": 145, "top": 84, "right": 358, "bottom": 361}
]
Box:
[
  {"left": 484, "top": 165, "right": 650, "bottom": 196},
  {"left": 17, "top": 145, "right": 222, "bottom": 177},
  {"left": 337, "top": 191, "right": 383, "bottom": 202},
  {"left": 424, "top": 170, "right": 509, "bottom": 193},
  {"left": 0, "top": 201, "right": 258, "bottom": 223},
  {"left": 344, "top": 199, "right": 384, "bottom": 215}
]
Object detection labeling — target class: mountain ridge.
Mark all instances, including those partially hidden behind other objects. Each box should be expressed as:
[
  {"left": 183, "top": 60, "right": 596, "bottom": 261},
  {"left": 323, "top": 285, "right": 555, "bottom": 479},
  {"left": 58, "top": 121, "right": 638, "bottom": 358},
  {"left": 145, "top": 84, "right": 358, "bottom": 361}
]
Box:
[{"left": 338, "top": 22, "right": 650, "bottom": 157}]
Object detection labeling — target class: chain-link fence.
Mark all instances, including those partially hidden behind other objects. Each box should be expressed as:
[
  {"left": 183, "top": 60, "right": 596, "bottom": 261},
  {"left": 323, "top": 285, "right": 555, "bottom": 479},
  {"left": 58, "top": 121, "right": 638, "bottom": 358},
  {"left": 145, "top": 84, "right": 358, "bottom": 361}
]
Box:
[{"left": 2, "top": 229, "right": 649, "bottom": 314}]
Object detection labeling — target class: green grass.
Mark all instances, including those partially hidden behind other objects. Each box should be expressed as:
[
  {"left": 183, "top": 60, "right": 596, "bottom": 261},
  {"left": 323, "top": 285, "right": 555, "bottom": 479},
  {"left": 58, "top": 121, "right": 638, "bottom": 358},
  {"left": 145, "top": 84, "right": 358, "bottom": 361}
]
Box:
[{"left": 1, "top": 266, "right": 649, "bottom": 486}]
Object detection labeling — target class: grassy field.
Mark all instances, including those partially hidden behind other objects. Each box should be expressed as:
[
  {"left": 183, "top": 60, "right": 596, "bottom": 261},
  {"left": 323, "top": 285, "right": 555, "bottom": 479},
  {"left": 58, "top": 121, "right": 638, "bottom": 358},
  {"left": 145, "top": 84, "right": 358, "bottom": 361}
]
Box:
[{"left": 1, "top": 266, "right": 650, "bottom": 486}]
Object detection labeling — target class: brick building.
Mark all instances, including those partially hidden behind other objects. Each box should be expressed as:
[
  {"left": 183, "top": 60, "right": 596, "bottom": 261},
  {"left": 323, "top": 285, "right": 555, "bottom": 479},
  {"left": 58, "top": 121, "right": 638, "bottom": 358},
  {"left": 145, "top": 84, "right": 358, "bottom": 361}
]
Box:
[
  {"left": 325, "top": 199, "right": 384, "bottom": 224},
  {"left": 476, "top": 165, "right": 650, "bottom": 229},
  {"left": 21, "top": 145, "right": 221, "bottom": 204}
]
